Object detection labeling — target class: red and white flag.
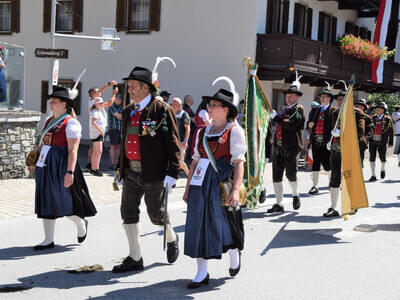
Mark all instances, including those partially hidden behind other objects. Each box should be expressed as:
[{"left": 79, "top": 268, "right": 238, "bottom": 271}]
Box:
[{"left": 371, "top": 0, "right": 392, "bottom": 83}]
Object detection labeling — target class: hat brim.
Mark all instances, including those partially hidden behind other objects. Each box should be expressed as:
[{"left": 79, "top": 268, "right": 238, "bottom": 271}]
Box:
[
  {"left": 283, "top": 91, "right": 303, "bottom": 97},
  {"left": 46, "top": 94, "right": 74, "bottom": 106},
  {"left": 318, "top": 92, "right": 334, "bottom": 98},
  {"left": 122, "top": 76, "right": 156, "bottom": 92},
  {"left": 202, "top": 96, "right": 238, "bottom": 117}
]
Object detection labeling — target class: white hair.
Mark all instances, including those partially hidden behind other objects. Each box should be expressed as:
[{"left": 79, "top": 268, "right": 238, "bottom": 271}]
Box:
[{"left": 171, "top": 97, "right": 182, "bottom": 105}]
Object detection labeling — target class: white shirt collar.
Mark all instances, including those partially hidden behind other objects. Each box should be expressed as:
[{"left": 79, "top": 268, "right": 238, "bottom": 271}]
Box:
[
  {"left": 286, "top": 102, "right": 297, "bottom": 109},
  {"left": 175, "top": 110, "right": 184, "bottom": 118},
  {"left": 321, "top": 103, "right": 330, "bottom": 111},
  {"left": 137, "top": 94, "right": 152, "bottom": 111},
  {"left": 377, "top": 114, "right": 384, "bottom": 120}
]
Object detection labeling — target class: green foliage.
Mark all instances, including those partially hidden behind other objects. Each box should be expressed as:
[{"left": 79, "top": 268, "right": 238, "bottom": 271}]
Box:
[{"left": 368, "top": 93, "right": 400, "bottom": 113}]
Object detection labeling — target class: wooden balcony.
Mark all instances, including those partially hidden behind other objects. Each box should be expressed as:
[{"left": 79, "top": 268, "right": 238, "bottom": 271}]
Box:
[{"left": 256, "top": 34, "right": 400, "bottom": 93}]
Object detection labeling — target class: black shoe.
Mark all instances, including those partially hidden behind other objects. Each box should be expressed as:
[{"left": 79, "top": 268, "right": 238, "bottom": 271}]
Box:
[
  {"left": 78, "top": 219, "right": 88, "bottom": 244},
  {"left": 187, "top": 273, "right": 209, "bottom": 289},
  {"left": 110, "top": 164, "right": 117, "bottom": 171},
  {"left": 369, "top": 176, "right": 377, "bottom": 182},
  {"left": 380, "top": 170, "right": 386, "bottom": 179},
  {"left": 308, "top": 186, "right": 319, "bottom": 195},
  {"left": 112, "top": 256, "right": 144, "bottom": 273},
  {"left": 167, "top": 234, "right": 179, "bottom": 264},
  {"left": 229, "top": 251, "right": 241, "bottom": 277},
  {"left": 267, "top": 204, "right": 284, "bottom": 213},
  {"left": 33, "top": 242, "right": 55, "bottom": 251},
  {"left": 259, "top": 189, "right": 266, "bottom": 204},
  {"left": 292, "top": 196, "right": 300, "bottom": 210},
  {"left": 90, "top": 169, "right": 104, "bottom": 177},
  {"left": 323, "top": 208, "right": 340, "bottom": 218}
]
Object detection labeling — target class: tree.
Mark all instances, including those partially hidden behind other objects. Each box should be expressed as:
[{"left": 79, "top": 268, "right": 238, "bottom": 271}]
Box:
[{"left": 368, "top": 93, "right": 400, "bottom": 113}]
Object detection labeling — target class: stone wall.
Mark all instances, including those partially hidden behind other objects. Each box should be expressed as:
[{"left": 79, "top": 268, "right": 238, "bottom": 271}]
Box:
[{"left": 0, "top": 111, "right": 41, "bottom": 179}]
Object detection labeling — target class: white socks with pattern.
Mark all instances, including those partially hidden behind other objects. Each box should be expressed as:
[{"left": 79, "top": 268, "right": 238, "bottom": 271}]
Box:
[
  {"left": 124, "top": 223, "right": 142, "bottom": 261},
  {"left": 229, "top": 248, "right": 240, "bottom": 269},
  {"left": 194, "top": 258, "right": 208, "bottom": 282},
  {"left": 289, "top": 181, "right": 298, "bottom": 197},
  {"left": 312, "top": 171, "right": 319, "bottom": 187},
  {"left": 39, "top": 219, "right": 55, "bottom": 246},
  {"left": 67, "top": 215, "right": 86, "bottom": 237},
  {"left": 330, "top": 188, "right": 340, "bottom": 209},
  {"left": 273, "top": 182, "right": 283, "bottom": 205},
  {"left": 370, "top": 161, "right": 376, "bottom": 176}
]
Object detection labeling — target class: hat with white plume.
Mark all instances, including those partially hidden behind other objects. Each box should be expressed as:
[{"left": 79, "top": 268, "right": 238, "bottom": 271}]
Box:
[{"left": 284, "top": 70, "right": 303, "bottom": 96}]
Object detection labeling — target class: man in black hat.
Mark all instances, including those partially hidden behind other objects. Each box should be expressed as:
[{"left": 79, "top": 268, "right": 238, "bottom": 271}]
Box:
[
  {"left": 267, "top": 83, "right": 305, "bottom": 213},
  {"left": 307, "top": 84, "right": 335, "bottom": 195},
  {"left": 354, "top": 99, "right": 373, "bottom": 167},
  {"left": 160, "top": 90, "right": 171, "bottom": 103},
  {"left": 112, "top": 66, "right": 181, "bottom": 273},
  {"left": 368, "top": 102, "right": 394, "bottom": 181}
]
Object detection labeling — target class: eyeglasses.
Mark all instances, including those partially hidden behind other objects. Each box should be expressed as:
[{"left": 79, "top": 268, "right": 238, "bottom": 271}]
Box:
[{"left": 207, "top": 104, "right": 224, "bottom": 109}]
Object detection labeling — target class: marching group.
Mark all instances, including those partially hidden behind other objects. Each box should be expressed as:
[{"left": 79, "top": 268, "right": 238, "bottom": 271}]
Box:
[{"left": 26, "top": 63, "right": 400, "bottom": 289}]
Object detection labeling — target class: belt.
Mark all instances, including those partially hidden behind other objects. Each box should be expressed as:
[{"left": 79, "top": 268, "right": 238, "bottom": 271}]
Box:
[
  {"left": 129, "top": 160, "right": 142, "bottom": 173},
  {"left": 314, "top": 135, "right": 324, "bottom": 143}
]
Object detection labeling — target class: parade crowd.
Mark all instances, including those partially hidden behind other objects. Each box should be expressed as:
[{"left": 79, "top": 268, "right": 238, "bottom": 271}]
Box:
[{"left": 24, "top": 62, "right": 400, "bottom": 289}]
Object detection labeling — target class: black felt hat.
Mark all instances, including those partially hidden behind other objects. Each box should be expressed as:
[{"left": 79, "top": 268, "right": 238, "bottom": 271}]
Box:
[
  {"left": 46, "top": 86, "right": 77, "bottom": 107},
  {"left": 202, "top": 89, "right": 238, "bottom": 118},
  {"left": 334, "top": 90, "right": 347, "bottom": 99},
  {"left": 355, "top": 99, "right": 368, "bottom": 110},
  {"left": 122, "top": 66, "right": 156, "bottom": 92},
  {"left": 375, "top": 102, "right": 388, "bottom": 112},
  {"left": 283, "top": 85, "right": 303, "bottom": 97}
]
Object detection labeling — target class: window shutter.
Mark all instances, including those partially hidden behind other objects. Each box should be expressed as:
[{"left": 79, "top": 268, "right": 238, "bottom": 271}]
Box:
[
  {"left": 306, "top": 7, "right": 313, "bottom": 38},
  {"left": 318, "top": 12, "right": 325, "bottom": 42},
  {"left": 149, "top": 0, "right": 161, "bottom": 32},
  {"left": 367, "top": 30, "right": 372, "bottom": 41},
  {"left": 10, "top": 0, "right": 20, "bottom": 33},
  {"left": 265, "top": 0, "right": 274, "bottom": 33},
  {"left": 359, "top": 27, "right": 367, "bottom": 39},
  {"left": 73, "top": 0, "right": 83, "bottom": 32},
  {"left": 281, "top": 0, "right": 289, "bottom": 33},
  {"left": 116, "top": 0, "right": 127, "bottom": 32},
  {"left": 43, "top": 0, "right": 51, "bottom": 33},
  {"left": 354, "top": 25, "right": 359, "bottom": 36},
  {"left": 345, "top": 22, "right": 353, "bottom": 34},
  {"left": 330, "top": 16, "right": 337, "bottom": 45},
  {"left": 41, "top": 81, "right": 49, "bottom": 114},
  {"left": 293, "top": 3, "right": 300, "bottom": 35}
]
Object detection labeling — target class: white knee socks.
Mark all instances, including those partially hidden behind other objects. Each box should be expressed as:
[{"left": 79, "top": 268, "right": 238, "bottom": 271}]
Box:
[
  {"left": 273, "top": 182, "right": 283, "bottom": 205},
  {"left": 67, "top": 215, "right": 86, "bottom": 237},
  {"left": 194, "top": 258, "right": 208, "bottom": 282},
  {"left": 289, "top": 181, "right": 298, "bottom": 197},
  {"left": 330, "top": 187, "right": 340, "bottom": 209},
  {"left": 39, "top": 219, "right": 55, "bottom": 246},
  {"left": 370, "top": 161, "right": 376, "bottom": 176},
  {"left": 228, "top": 248, "right": 240, "bottom": 269},
  {"left": 124, "top": 223, "right": 142, "bottom": 261},
  {"left": 159, "top": 223, "right": 176, "bottom": 243},
  {"left": 381, "top": 162, "right": 386, "bottom": 171},
  {"left": 312, "top": 171, "right": 319, "bottom": 187}
]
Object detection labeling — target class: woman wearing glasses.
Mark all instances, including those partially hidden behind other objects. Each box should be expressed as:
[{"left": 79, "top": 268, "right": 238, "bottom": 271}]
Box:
[{"left": 183, "top": 88, "right": 246, "bottom": 289}]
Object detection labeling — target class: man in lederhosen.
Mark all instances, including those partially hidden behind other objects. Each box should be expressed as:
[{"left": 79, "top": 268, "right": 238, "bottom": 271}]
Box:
[
  {"left": 368, "top": 102, "right": 394, "bottom": 182},
  {"left": 267, "top": 81, "right": 305, "bottom": 213},
  {"left": 112, "top": 67, "right": 181, "bottom": 273},
  {"left": 354, "top": 99, "right": 373, "bottom": 167},
  {"left": 323, "top": 89, "right": 365, "bottom": 217},
  {"left": 307, "top": 84, "right": 335, "bottom": 195}
]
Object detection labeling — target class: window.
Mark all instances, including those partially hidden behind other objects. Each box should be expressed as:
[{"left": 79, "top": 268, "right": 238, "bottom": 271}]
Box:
[
  {"left": 116, "top": 0, "right": 161, "bottom": 33},
  {"left": 293, "top": 3, "right": 312, "bottom": 38},
  {"left": 0, "top": 0, "right": 19, "bottom": 34},
  {"left": 272, "top": 89, "right": 286, "bottom": 111},
  {"left": 318, "top": 12, "right": 337, "bottom": 45},
  {"left": 43, "top": 0, "right": 83, "bottom": 33},
  {"left": 41, "top": 79, "right": 81, "bottom": 115},
  {"left": 265, "top": 0, "right": 289, "bottom": 34}
]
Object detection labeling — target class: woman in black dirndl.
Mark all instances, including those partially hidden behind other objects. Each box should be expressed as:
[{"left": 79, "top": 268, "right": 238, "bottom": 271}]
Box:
[
  {"left": 29, "top": 86, "right": 96, "bottom": 250},
  {"left": 183, "top": 86, "right": 246, "bottom": 289}
]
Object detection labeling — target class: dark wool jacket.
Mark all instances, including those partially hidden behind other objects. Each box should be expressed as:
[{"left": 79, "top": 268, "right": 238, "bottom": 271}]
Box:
[
  {"left": 370, "top": 114, "right": 394, "bottom": 146},
  {"left": 273, "top": 103, "right": 305, "bottom": 152},
  {"left": 307, "top": 104, "right": 335, "bottom": 144},
  {"left": 330, "top": 107, "right": 365, "bottom": 149},
  {"left": 119, "top": 96, "right": 181, "bottom": 182}
]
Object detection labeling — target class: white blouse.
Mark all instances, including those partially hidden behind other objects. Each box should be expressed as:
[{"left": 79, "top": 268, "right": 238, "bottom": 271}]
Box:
[
  {"left": 66, "top": 118, "right": 82, "bottom": 139},
  {"left": 192, "top": 122, "right": 246, "bottom": 162}
]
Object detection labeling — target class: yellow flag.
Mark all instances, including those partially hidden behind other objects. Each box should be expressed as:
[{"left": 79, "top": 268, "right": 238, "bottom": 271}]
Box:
[{"left": 340, "top": 86, "right": 369, "bottom": 219}]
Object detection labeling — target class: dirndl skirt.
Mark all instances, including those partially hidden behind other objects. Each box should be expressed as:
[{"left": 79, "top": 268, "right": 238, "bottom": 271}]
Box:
[
  {"left": 394, "top": 135, "right": 400, "bottom": 155},
  {"left": 184, "top": 158, "right": 244, "bottom": 259},
  {"left": 35, "top": 146, "right": 97, "bottom": 219}
]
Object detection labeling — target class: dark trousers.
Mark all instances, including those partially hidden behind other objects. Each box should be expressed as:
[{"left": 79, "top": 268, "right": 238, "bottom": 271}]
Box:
[
  {"left": 329, "top": 150, "right": 341, "bottom": 188},
  {"left": 121, "top": 168, "right": 169, "bottom": 225},
  {"left": 369, "top": 142, "right": 387, "bottom": 162},
  {"left": 272, "top": 146, "right": 299, "bottom": 182},
  {"left": 312, "top": 142, "right": 331, "bottom": 171},
  {"left": 360, "top": 148, "right": 365, "bottom": 168}
]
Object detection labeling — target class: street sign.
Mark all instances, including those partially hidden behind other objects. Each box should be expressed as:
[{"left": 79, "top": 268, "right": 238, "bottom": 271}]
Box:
[{"left": 35, "top": 48, "right": 68, "bottom": 59}]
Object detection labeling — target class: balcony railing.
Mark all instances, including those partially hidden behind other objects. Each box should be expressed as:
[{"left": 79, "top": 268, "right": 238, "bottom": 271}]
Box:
[{"left": 256, "top": 34, "right": 400, "bottom": 92}]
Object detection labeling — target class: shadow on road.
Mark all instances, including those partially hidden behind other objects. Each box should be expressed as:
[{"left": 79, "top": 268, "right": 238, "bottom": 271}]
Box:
[
  {"left": 372, "top": 202, "right": 400, "bottom": 209},
  {"left": 139, "top": 225, "right": 185, "bottom": 238},
  {"left": 381, "top": 179, "right": 400, "bottom": 184},
  {"left": 0, "top": 244, "right": 76, "bottom": 260},
  {"left": 261, "top": 223, "right": 345, "bottom": 256},
  {"left": 89, "top": 276, "right": 231, "bottom": 299},
  {"left": 0, "top": 262, "right": 169, "bottom": 291},
  {"left": 354, "top": 223, "right": 400, "bottom": 233}
]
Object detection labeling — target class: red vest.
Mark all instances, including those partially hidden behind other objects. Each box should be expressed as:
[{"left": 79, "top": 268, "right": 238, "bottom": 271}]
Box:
[
  {"left": 275, "top": 124, "right": 282, "bottom": 140},
  {"left": 125, "top": 111, "right": 142, "bottom": 160},
  {"left": 42, "top": 116, "right": 72, "bottom": 147},
  {"left": 315, "top": 110, "right": 325, "bottom": 135},
  {"left": 374, "top": 120, "right": 383, "bottom": 135},
  {"left": 197, "top": 125, "right": 233, "bottom": 161}
]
